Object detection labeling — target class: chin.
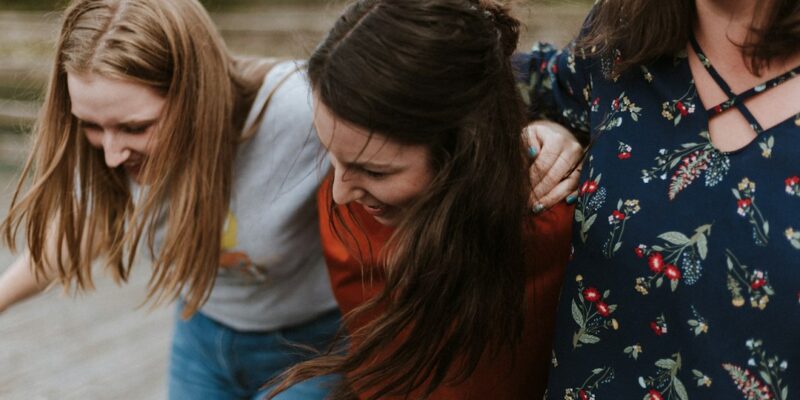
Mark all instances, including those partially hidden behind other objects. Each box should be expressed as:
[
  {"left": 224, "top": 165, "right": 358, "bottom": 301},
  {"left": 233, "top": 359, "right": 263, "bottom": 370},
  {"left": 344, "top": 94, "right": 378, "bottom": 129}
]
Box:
[{"left": 372, "top": 214, "right": 400, "bottom": 227}]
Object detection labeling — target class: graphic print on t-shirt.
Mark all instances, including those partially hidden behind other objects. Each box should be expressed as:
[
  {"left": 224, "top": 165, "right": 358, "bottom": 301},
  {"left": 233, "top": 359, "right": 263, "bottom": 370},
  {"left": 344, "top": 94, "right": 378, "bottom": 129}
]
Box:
[{"left": 219, "top": 210, "right": 268, "bottom": 281}]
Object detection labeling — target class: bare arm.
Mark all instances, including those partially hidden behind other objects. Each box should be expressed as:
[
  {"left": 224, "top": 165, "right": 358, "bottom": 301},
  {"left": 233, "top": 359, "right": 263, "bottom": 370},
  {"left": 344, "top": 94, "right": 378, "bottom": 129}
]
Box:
[
  {"left": 0, "top": 217, "right": 99, "bottom": 313},
  {"left": 0, "top": 252, "right": 55, "bottom": 313}
]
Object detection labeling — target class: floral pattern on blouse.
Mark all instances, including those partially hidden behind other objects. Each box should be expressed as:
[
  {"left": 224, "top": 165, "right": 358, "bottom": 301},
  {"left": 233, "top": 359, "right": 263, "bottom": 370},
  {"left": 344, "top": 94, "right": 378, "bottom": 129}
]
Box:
[{"left": 515, "top": 29, "right": 800, "bottom": 400}]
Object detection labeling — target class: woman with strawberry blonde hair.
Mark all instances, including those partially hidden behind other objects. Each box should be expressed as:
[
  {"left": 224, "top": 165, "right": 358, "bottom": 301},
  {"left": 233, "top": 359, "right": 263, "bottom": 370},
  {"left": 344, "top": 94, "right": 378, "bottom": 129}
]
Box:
[{"left": 0, "top": 0, "right": 339, "bottom": 398}]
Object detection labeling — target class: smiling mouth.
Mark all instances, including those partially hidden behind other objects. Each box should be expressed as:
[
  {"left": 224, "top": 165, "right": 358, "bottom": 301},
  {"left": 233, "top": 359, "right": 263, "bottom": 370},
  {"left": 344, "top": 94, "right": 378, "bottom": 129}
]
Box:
[{"left": 362, "top": 203, "right": 389, "bottom": 217}]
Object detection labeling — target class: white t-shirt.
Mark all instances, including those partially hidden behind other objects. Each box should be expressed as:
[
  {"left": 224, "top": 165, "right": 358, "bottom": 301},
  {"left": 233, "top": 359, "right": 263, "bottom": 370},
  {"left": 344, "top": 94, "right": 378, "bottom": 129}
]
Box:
[{"left": 151, "top": 61, "right": 337, "bottom": 331}]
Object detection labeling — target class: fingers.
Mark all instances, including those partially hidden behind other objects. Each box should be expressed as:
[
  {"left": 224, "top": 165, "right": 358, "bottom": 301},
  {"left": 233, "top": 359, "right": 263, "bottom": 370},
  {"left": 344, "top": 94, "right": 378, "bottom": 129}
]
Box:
[
  {"left": 531, "top": 147, "right": 581, "bottom": 200},
  {"left": 528, "top": 146, "right": 562, "bottom": 205},
  {"left": 523, "top": 124, "right": 543, "bottom": 160},
  {"left": 531, "top": 166, "right": 582, "bottom": 211},
  {"left": 529, "top": 128, "right": 582, "bottom": 199},
  {"left": 524, "top": 120, "right": 584, "bottom": 212}
]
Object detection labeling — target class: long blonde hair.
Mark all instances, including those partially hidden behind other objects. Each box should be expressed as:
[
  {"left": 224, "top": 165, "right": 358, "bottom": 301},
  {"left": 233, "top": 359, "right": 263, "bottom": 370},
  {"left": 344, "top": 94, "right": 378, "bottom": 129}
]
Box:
[{"left": 2, "top": 0, "right": 273, "bottom": 317}]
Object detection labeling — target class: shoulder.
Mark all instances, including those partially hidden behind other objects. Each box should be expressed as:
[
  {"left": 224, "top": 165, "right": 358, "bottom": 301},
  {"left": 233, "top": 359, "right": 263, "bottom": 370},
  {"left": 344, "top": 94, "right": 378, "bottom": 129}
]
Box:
[
  {"left": 242, "top": 60, "right": 313, "bottom": 136},
  {"left": 261, "top": 60, "right": 309, "bottom": 99}
]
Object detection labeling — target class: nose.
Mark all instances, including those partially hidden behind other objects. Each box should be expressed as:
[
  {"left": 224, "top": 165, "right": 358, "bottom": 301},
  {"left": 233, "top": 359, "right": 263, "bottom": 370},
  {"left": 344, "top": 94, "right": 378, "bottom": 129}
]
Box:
[
  {"left": 101, "top": 130, "right": 131, "bottom": 168},
  {"left": 331, "top": 167, "right": 364, "bottom": 205}
]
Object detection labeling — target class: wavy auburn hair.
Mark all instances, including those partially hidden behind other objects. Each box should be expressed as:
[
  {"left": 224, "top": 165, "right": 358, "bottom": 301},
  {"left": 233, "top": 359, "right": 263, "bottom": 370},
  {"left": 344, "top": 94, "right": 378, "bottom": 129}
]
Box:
[
  {"left": 2, "top": 0, "right": 272, "bottom": 317},
  {"left": 272, "top": 0, "right": 529, "bottom": 398},
  {"left": 579, "top": 0, "right": 800, "bottom": 76}
]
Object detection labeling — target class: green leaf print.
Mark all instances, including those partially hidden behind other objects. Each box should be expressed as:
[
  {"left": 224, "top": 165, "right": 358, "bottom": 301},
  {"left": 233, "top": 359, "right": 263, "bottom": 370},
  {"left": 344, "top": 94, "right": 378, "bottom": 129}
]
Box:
[
  {"left": 641, "top": 132, "right": 730, "bottom": 200},
  {"left": 725, "top": 250, "right": 774, "bottom": 310},
  {"left": 571, "top": 277, "right": 617, "bottom": 349},
  {"left": 673, "top": 377, "right": 689, "bottom": 400},
  {"left": 658, "top": 232, "right": 691, "bottom": 245}
]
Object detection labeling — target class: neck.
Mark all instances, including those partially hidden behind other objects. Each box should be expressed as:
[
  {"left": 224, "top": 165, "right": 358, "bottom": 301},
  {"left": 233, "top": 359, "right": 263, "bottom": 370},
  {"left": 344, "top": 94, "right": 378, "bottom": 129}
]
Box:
[
  {"left": 695, "top": 0, "right": 760, "bottom": 51},
  {"left": 694, "top": 0, "right": 798, "bottom": 77}
]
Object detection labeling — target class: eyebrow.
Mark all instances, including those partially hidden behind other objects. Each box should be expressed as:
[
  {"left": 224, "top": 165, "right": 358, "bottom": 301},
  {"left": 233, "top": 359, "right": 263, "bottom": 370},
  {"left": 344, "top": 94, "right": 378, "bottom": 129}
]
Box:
[
  {"left": 73, "top": 115, "right": 159, "bottom": 128},
  {"left": 344, "top": 160, "right": 397, "bottom": 171}
]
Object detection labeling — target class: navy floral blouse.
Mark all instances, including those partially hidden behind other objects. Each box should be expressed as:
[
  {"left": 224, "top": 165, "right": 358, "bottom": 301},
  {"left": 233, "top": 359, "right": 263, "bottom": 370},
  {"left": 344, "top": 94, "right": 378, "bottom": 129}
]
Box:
[{"left": 514, "top": 29, "right": 800, "bottom": 400}]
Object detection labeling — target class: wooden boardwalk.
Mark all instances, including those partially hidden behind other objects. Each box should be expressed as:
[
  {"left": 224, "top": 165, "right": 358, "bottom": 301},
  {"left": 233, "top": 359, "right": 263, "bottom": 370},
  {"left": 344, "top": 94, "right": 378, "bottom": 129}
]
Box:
[{"left": 0, "top": 4, "right": 589, "bottom": 399}]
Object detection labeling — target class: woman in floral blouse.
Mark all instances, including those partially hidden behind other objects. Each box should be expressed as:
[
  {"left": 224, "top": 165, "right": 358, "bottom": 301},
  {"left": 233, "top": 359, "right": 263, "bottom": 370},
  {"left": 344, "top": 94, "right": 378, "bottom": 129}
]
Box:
[{"left": 515, "top": 0, "right": 800, "bottom": 399}]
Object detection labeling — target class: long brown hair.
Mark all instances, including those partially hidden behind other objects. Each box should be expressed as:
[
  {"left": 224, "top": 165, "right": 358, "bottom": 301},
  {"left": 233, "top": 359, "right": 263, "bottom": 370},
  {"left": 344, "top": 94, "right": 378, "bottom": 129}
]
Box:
[
  {"left": 2, "top": 0, "right": 273, "bottom": 317},
  {"left": 272, "top": 0, "right": 529, "bottom": 398},
  {"left": 579, "top": 0, "right": 800, "bottom": 76}
]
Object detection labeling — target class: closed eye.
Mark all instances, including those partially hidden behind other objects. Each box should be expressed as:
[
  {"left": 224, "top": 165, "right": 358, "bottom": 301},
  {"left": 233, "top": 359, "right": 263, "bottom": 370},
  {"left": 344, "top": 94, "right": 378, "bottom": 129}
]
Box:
[
  {"left": 80, "top": 121, "right": 101, "bottom": 132},
  {"left": 121, "top": 124, "right": 150, "bottom": 134},
  {"left": 361, "top": 168, "right": 388, "bottom": 179}
]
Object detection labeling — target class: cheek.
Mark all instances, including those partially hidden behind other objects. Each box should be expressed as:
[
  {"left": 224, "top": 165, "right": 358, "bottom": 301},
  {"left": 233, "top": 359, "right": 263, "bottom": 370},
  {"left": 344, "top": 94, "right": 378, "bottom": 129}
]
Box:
[
  {"left": 130, "top": 130, "right": 157, "bottom": 156},
  {"left": 377, "top": 172, "right": 433, "bottom": 207},
  {"left": 84, "top": 130, "right": 103, "bottom": 148}
]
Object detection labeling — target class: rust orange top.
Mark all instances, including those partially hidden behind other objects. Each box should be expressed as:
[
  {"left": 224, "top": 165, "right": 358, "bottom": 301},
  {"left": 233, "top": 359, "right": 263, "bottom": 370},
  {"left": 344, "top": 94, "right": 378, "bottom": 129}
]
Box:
[{"left": 317, "top": 178, "right": 573, "bottom": 399}]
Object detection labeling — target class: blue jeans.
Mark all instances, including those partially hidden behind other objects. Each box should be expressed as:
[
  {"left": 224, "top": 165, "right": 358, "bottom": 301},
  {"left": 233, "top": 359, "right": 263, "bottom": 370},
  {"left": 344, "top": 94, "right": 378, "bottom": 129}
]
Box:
[{"left": 168, "top": 306, "right": 341, "bottom": 400}]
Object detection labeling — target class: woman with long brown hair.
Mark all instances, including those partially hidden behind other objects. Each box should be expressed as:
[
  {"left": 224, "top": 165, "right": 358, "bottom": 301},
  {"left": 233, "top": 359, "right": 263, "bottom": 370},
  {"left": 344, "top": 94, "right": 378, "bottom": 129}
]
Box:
[
  {"left": 270, "top": 0, "right": 575, "bottom": 398},
  {"left": 515, "top": 0, "right": 800, "bottom": 398},
  {"left": 0, "top": 0, "right": 341, "bottom": 398}
]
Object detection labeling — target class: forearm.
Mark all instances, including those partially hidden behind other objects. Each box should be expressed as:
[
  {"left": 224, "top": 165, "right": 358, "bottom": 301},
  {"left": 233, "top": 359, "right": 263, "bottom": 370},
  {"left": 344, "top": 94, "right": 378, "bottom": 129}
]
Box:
[{"left": 0, "top": 252, "right": 53, "bottom": 313}]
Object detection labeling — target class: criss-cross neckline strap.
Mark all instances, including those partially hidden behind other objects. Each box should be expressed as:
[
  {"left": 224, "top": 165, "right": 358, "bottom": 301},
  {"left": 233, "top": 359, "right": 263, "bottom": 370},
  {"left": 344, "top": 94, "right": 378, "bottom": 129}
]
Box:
[{"left": 689, "top": 34, "right": 800, "bottom": 134}]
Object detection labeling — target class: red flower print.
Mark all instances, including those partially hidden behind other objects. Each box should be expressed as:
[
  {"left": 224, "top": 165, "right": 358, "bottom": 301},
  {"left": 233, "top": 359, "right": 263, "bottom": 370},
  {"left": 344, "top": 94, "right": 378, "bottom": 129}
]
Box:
[
  {"left": 751, "top": 278, "right": 767, "bottom": 290},
  {"left": 612, "top": 98, "right": 620, "bottom": 110},
  {"left": 617, "top": 152, "right": 631, "bottom": 160},
  {"left": 785, "top": 176, "right": 800, "bottom": 186},
  {"left": 647, "top": 389, "right": 664, "bottom": 400},
  {"left": 612, "top": 210, "right": 626, "bottom": 220},
  {"left": 665, "top": 264, "right": 681, "bottom": 281},
  {"left": 676, "top": 101, "right": 689, "bottom": 116},
  {"left": 650, "top": 321, "right": 665, "bottom": 336},
  {"left": 714, "top": 105, "right": 723, "bottom": 114},
  {"left": 736, "top": 197, "right": 754, "bottom": 217},
  {"left": 634, "top": 246, "right": 645, "bottom": 258},
  {"left": 579, "top": 389, "right": 589, "bottom": 400},
  {"left": 592, "top": 97, "right": 600, "bottom": 106},
  {"left": 648, "top": 252, "right": 664, "bottom": 273},
  {"left": 737, "top": 198, "right": 752, "bottom": 209},
  {"left": 580, "top": 180, "right": 599, "bottom": 195},
  {"left": 583, "top": 287, "right": 601, "bottom": 303},
  {"left": 595, "top": 301, "right": 610, "bottom": 317},
  {"left": 539, "top": 61, "right": 547, "bottom": 73},
  {"left": 550, "top": 63, "right": 558, "bottom": 74}
]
